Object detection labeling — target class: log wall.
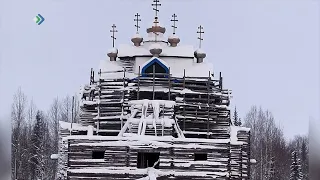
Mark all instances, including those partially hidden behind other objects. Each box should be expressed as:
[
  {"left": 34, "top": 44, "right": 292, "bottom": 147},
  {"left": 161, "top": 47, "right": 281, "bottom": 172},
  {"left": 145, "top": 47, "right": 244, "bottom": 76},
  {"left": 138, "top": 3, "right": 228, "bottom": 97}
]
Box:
[{"left": 66, "top": 137, "right": 233, "bottom": 180}]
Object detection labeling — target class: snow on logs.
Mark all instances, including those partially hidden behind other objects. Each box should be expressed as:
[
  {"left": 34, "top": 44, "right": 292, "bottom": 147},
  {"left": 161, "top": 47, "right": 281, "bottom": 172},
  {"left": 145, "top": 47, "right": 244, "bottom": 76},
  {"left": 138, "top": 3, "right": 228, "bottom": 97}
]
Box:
[{"left": 65, "top": 136, "right": 231, "bottom": 179}]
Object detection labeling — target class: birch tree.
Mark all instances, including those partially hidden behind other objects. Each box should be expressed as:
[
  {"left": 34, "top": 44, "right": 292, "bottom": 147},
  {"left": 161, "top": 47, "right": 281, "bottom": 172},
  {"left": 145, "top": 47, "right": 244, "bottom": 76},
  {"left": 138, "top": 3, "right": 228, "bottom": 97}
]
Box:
[
  {"left": 243, "top": 106, "right": 290, "bottom": 180},
  {"left": 60, "top": 95, "right": 80, "bottom": 123}
]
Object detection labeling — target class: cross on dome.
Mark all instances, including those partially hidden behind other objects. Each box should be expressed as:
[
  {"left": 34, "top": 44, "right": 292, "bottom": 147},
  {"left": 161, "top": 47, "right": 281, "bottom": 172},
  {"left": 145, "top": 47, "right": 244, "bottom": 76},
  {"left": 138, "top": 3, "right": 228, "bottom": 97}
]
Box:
[
  {"left": 146, "top": 0, "right": 166, "bottom": 42},
  {"left": 197, "top": 25, "right": 204, "bottom": 48},
  {"left": 152, "top": 0, "right": 161, "bottom": 18},
  {"left": 134, "top": 13, "right": 141, "bottom": 33},
  {"left": 110, "top": 24, "right": 118, "bottom": 47},
  {"left": 171, "top": 14, "right": 178, "bottom": 35}
]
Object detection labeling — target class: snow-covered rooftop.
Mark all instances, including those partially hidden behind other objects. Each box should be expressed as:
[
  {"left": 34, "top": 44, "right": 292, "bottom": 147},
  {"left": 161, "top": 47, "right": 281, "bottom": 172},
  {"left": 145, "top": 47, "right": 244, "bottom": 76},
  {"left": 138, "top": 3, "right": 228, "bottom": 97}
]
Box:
[
  {"left": 59, "top": 121, "right": 92, "bottom": 131},
  {"left": 117, "top": 43, "right": 195, "bottom": 58},
  {"left": 98, "top": 60, "right": 136, "bottom": 79},
  {"left": 230, "top": 125, "right": 250, "bottom": 145},
  {"left": 63, "top": 134, "right": 230, "bottom": 144}
]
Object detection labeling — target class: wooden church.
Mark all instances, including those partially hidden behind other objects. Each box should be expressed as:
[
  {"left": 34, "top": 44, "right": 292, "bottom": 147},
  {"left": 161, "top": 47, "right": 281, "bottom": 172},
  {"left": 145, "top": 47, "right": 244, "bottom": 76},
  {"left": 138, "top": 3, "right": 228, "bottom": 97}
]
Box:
[{"left": 56, "top": 1, "right": 253, "bottom": 179}]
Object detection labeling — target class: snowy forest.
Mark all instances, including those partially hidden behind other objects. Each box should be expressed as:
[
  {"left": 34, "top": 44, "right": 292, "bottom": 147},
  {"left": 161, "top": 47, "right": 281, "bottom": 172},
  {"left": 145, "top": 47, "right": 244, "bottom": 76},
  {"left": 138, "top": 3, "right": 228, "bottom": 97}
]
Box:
[{"left": 10, "top": 88, "right": 309, "bottom": 180}]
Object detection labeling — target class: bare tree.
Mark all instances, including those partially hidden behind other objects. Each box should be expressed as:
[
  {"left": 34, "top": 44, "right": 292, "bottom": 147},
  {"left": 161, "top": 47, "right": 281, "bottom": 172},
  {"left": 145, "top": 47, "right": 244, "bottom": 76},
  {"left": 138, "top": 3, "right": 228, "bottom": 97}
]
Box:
[
  {"left": 60, "top": 96, "right": 71, "bottom": 123},
  {"left": 60, "top": 95, "right": 80, "bottom": 123},
  {"left": 11, "top": 87, "right": 28, "bottom": 180},
  {"left": 73, "top": 94, "right": 81, "bottom": 123},
  {"left": 244, "top": 106, "right": 291, "bottom": 180},
  {"left": 47, "top": 97, "right": 61, "bottom": 179},
  {"left": 10, "top": 89, "right": 82, "bottom": 179}
]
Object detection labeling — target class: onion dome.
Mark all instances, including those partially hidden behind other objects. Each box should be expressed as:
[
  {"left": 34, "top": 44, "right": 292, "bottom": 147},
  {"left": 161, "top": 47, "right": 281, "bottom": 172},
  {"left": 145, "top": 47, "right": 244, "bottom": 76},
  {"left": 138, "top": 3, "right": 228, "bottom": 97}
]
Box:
[
  {"left": 146, "top": 19, "right": 166, "bottom": 34},
  {"left": 131, "top": 33, "right": 143, "bottom": 46},
  {"left": 107, "top": 48, "right": 118, "bottom": 61},
  {"left": 149, "top": 43, "right": 162, "bottom": 57},
  {"left": 194, "top": 49, "right": 206, "bottom": 63},
  {"left": 168, "top": 34, "right": 180, "bottom": 47}
]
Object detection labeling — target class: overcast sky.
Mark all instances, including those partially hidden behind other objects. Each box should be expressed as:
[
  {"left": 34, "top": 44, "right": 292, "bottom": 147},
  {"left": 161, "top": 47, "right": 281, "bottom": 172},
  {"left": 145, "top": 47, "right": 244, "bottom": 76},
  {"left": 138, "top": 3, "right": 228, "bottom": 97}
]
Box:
[{"left": 0, "top": 0, "right": 319, "bottom": 139}]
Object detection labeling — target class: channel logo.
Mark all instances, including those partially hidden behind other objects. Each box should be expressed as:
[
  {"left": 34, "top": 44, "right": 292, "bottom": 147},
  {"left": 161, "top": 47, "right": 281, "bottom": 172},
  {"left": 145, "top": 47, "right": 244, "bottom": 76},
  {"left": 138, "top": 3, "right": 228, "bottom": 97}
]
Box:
[{"left": 33, "top": 14, "right": 45, "bottom": 25}]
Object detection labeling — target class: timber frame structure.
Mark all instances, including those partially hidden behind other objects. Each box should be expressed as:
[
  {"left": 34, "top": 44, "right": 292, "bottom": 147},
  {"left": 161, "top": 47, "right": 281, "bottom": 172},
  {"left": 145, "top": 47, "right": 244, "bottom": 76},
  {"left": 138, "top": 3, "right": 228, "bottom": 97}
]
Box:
[{"left": 56, "top": 1, "right": 252, "bottom": 179}]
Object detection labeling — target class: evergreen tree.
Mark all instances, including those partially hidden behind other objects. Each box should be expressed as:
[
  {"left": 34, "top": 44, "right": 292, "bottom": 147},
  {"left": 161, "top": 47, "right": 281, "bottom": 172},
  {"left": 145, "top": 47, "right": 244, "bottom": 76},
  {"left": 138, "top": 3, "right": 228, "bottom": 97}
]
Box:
[
  {"left": 290, "top": 151, "right": 303, "bottom": 180},
  {"left": 269, "top": 156, "right": 275, "bottom": 180},
  {"left": 238, "top": 117, "right": 242, "bottom": 126},
  {"left": 301, "top": 139, "right": 308, "bottom": 180},
  {"left": 233, "top": 106, "right": 239, "bottom": 126},
  {"left": 30, "top": 111, "right": 46, "bottom": 180}
]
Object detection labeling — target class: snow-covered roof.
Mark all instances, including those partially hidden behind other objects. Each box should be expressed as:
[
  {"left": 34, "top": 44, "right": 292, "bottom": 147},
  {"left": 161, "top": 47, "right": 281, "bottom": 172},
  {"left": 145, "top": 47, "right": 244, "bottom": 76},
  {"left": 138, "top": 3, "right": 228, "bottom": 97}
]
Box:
[
  {"left": 117, "top": 43, "right": 195, "bottom": 58},
  {"left": 195, "top": 48, "right": 206, "bottom": 54},
  {"left": 63, "top": 134, "right": 230, "bottom": 144},
  {"left": 107, "top": 47, "right": 118, "bottom": 54},
  {"left": 98, "top": 57, "right": 213, "bottom": 78},
  {"left": 133, "top": 55, "right": 214, "bottom": 78},
  {"left": 171, "top": 60, "right": 213, "bottom": 77},
  {"left": 132, "top": 32, "right": 143, "bottom": 39},
  {"left": 99, "top": 59, "right": 123, "bottom": 72},
  {"left": 98, "top": 59, "right": 136, "bottom": 79},
  {"left": 168, "top": 34, "right": 179, "bottom": 39},
  {"left": 230, "top": 125, "right": 250, "bottom": 145},
  {"left": 59, "top": 121, "right": 91, "bottom": 131},
  {"left": 128, "top": 99, "right": 175, "bottom": 108}
]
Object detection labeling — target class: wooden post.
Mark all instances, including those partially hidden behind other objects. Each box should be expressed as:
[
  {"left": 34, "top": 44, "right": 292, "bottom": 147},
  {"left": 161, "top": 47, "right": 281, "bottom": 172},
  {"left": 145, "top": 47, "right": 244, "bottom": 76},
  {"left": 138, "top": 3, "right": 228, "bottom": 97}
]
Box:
[
  {"left": 219, "top": 72, "right": 223, "bottom": 89},
  {"left": 227, "top": 142, "right": 231, "bottom": 179},
  {"left": 90, "top": 68, "right": 93, "bottom": 85},
  {"left": 240, "top": 145, "right": 243, "bottom": 179},
  {"left": 183, "top": 69, "right": 186, "bottom": 131},
  {"left": 97, "top": 69, "right": 102, "bottom": 135},
  {"left": 121, "top": 68, "right": 126, "bottom": 129},
  {"left": 161, "top": 103, "right": 164, "bottom": 136},
  {"left": 153, "top": 65, "right": 155, "bottom": 100},
  {"left": 137, "top": 66, "right": 141, "bottom": 100},
  {"left": 92, "top": 70, "right": 95, "bottom": 84},
  {"left": 168, "top": 67, "right": 171, "bottom": 100},
  {"left": 207, "top": 71, "right": 210, "bottom": 138},
  {"left": 70, "top": 96, "right": 74, "bottom": 135},
  {"left": 248, "top": 131, "right": 251, "bottom": 180},
  {"left": 67, "top": 140, "right": 70, "bottom": 170},
  {"left": 196, "top": 107, "right": 198, "bottom": 121},
  {"left": 126, "top": 146, "right": 130, "bottom": 167}
]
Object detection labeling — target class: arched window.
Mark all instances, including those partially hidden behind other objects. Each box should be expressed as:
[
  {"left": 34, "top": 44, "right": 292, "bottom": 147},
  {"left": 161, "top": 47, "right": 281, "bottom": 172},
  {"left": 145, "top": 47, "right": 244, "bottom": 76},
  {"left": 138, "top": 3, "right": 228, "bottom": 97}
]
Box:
[{"left": 141, "top": 58, "right": 169, "bottom": 77}]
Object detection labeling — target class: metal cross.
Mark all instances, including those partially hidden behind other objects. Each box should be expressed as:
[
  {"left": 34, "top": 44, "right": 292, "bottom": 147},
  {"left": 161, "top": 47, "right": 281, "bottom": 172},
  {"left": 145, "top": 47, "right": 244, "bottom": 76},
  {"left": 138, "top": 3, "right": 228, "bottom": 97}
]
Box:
[
  {"left": 134, "top": 13, "right": 141, "bottom": 33},
  {"left": 171, "top": 13, "right": 178, "bottom": 35},
  {"left": 110, "top": 24, "right": 118, "bottom": 47},
  {"left": 197, "top": 25, "right": 204, "bottom": 48},
  {"left": 152, "top": 0, "right": 161, "bottom": 17}
]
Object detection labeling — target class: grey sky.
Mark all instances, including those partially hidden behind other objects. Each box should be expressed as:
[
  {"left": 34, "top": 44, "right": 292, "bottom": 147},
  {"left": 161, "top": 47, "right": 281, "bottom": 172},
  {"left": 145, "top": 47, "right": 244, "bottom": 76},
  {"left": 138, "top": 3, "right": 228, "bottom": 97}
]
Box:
[{"left": 0, "top": 0, "right": 319, "bottom": 139}]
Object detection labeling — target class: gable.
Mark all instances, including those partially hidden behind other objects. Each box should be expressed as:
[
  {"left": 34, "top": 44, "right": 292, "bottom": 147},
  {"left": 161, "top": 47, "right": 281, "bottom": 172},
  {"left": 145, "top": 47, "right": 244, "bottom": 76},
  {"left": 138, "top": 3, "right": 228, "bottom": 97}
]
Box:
[{"left": 141, "top": 57, "right": 169, "bottom": 76}]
